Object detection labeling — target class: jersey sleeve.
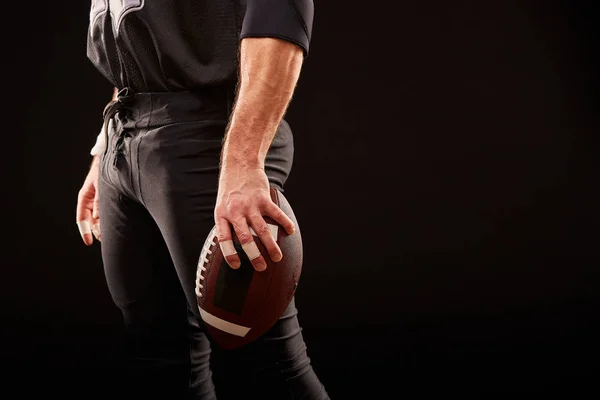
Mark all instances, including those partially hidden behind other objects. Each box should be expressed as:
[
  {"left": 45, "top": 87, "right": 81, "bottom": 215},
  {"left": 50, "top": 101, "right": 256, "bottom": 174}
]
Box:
[{"left": 240, "top": 0, "right": 314, "bottom": 57}]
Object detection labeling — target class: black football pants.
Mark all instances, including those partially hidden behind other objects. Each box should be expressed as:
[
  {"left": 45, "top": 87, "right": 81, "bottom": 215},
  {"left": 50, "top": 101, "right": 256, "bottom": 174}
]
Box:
[{"left": 97, "top": 88, "right": 329, "bottom": 400}]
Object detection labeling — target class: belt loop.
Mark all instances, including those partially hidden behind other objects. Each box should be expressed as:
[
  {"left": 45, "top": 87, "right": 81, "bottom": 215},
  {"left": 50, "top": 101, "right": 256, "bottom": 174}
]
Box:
[
  {"left": 102, "top": 100, "right": 122, "bottom": 157},
  {"left": 117, "top": 87, "right": 131, "bottom": 100}
]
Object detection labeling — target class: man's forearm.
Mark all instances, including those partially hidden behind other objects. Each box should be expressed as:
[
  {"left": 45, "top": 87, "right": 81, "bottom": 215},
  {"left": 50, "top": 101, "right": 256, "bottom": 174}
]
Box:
[{"left": 221, "top": 38, "right": 304, "bottom": 170}]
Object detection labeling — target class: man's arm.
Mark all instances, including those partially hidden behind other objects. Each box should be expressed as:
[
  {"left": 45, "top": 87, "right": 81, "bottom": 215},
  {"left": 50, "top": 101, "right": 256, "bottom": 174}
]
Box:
[
  {"left": 216, "top": 38, "right": 304, "bottom": 271},
  {"left": 221, "top": 38, "right": 303, "bottom": 170},
  {"left": 214, "top": 0, "right": 314, "bottom": 272},
  {"left": 77, "top": 87, "right": 117, "bottom": 245},
  {"left": 222, "top": 0, "right": 314, "bottom": 168}
]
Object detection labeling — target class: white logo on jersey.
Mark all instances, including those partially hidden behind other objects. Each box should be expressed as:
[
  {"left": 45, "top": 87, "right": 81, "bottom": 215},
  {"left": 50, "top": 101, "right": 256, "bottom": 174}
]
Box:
[
  {"left": 89, "top": 0, "right": 107, "bottom": 26},
  {"left": 90, "top": 0, "right": 145, "bottom": 34}
]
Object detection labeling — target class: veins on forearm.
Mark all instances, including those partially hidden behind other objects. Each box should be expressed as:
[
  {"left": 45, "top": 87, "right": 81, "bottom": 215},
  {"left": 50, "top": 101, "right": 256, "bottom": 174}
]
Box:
[{"left": 222, "top": 38, "right": 303, "bottom": 167}]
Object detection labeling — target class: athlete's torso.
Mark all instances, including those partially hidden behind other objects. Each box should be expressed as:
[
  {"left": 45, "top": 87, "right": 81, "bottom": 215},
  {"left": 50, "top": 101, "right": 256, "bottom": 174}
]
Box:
[{"left": 87, "top": 0, "right": 246, "bottom": 92}]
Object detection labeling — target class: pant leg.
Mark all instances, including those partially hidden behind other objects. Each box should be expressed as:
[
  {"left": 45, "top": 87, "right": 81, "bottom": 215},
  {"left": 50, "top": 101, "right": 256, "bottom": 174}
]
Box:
[
  {"left": 138, "top": 114, "right": 329, "bottom": 399},
  {"left": 98, "top": 143, "right": 216, "bottom": 398},
  {"left": 138, "top": 118, "right": 224, "bottom": 399},
  {"left": 214, "top": 298, "right": 330, "bottom": 400}
]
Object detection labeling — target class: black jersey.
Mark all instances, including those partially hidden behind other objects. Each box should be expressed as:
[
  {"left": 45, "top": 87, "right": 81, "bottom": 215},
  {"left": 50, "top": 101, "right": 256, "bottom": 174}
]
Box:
[
  {"left": 87, "top": 0, "right": 314, "bottom": 92},
  {"left": 87, "top": 0, "right": 244, "bottom": 92}
]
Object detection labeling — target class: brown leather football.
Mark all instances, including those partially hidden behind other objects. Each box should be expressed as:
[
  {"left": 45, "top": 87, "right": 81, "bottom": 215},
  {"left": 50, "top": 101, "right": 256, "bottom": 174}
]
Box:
[{"left": 195, "top": 187, "right": 302, "bottom": 350}]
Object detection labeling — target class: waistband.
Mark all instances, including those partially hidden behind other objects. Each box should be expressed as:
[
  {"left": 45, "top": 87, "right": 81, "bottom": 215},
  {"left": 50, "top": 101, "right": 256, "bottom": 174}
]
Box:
[
  {"left": 104, "top": 86, "right": 236, "bottom": 128},
  {"left": 101, "top": 86, "right": 235, "bottom": 157}
]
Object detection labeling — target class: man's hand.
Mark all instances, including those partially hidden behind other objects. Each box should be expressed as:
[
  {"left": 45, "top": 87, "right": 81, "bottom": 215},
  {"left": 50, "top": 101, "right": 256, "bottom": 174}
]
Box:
[
  {"left": 215, "top": 163, "right": 295, "bottom": 272},
  {"left": 76, "top": 156, "right": 102, "bottom": 245},
  {"left": 214, "top": 37, "right": 303, "bottom": 271}
]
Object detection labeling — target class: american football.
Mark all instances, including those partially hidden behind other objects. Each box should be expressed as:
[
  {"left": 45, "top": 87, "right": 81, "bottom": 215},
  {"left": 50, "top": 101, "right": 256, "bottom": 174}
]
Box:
[{"left": 195, "top": 187, "right": 303, "bottom": 350}]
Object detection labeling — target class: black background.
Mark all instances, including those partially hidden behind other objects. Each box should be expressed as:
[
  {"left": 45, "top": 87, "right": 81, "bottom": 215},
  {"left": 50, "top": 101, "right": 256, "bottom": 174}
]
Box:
[{"left": 2, "top": 0, "right": 599, "bottom": 397}]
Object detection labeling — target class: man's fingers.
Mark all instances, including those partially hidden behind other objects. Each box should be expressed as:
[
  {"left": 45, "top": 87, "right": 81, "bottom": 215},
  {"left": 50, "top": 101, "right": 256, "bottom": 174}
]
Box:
[
  {"left": 219, "top": 219, "right": 267, "bottom": 271},
  {"left": 76, "top": 220, "right": 94, "bottom": 246},
  {"left": 216, "top": 217, "right": 241, "bottom": 269},
  {"left": 229, "top": 218, "right": 268, "bottom": 272},
  {"left": 76, "top": 195, "right": 94, "bottom": 246},
  {"left": 263, "top": 201, "right": 296, "bottom": 235},
  {"left": 249, "top": 215, "right": 281, "bottom": 263},
  {"left": 91, "top": 219, "right": 101, "bottom": 242},
  {"left": 77, "top": 185, "right": 97, "bottom": 246},
  {"left": 214, "top": 190, "right": 294, "bottom": 271},
  {"left": 241, "top": 240, "right": 267, "bottom": 272},
  {"left": 92, "top": 192, "right": 100, "bottom": 220}
]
